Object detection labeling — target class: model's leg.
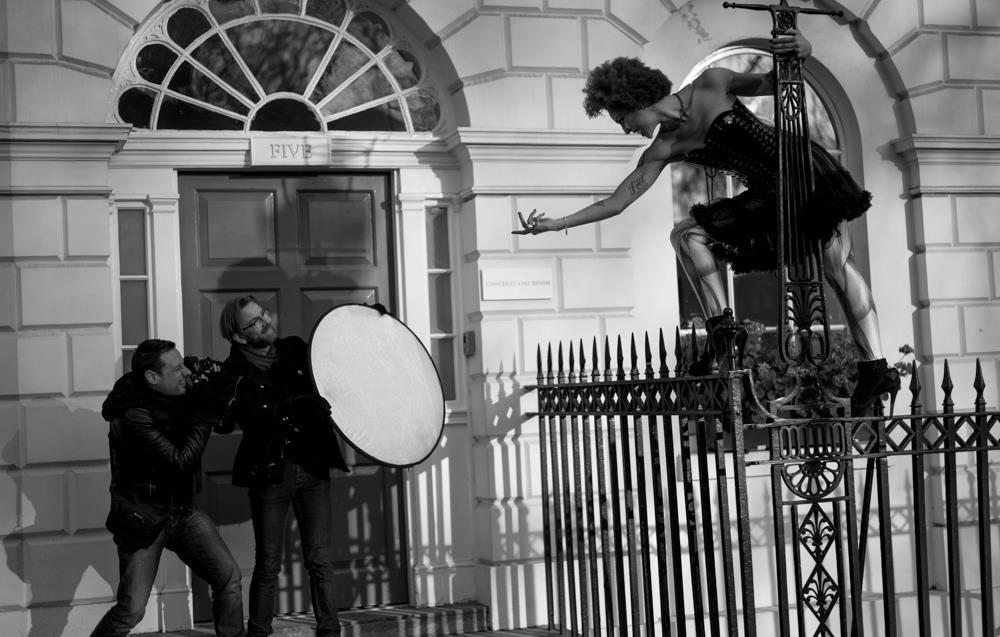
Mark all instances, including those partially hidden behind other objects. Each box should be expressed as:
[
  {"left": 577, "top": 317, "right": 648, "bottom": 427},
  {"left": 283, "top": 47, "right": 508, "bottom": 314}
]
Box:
[
  {"left": 247, "top": 465, "right": 294, "bottom": 637},
  {"left": 823, "top": 223, "right": 899, "bottom": 413},
  {"left": 821, "top": 224, "right": 882, "bottom": 361},
  {"left": 670, "top": 217, "right": 728, "bottom": 318},
  {"left": 89, "top": 530, "right": 167, "bottom": 637},
  {"left": 169, "top": 508, "right": 245, "bottom": 637},
  {"left": 291, "top": 465, "right": 340, "bottom": 637}
]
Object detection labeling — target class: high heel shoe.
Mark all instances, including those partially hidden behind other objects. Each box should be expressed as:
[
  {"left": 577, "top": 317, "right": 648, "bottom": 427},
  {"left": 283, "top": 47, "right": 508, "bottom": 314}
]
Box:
[{"left": 851, "top": 358, "right": 901, "bottom": 416}]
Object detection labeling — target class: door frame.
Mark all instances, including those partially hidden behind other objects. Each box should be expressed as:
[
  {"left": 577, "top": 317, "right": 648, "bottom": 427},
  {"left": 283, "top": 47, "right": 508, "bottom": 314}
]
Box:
[{"left": 107, "top": 132, "right": 469, "bottom": 618}]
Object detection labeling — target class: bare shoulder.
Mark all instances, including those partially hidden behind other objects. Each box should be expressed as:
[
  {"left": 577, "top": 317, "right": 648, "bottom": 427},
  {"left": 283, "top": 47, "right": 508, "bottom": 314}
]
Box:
[
  {"left": 693, "top": 67, "right": 732, "bottom": 90},
  {"left": 640, "top": 135, "right": 678, "bottom": 163}
]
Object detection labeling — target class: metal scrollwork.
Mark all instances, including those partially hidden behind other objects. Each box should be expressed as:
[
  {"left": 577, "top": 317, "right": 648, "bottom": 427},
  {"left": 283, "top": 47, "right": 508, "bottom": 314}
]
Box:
[{"left": 782, "top": 458, "right": 844, "bottom": 499}]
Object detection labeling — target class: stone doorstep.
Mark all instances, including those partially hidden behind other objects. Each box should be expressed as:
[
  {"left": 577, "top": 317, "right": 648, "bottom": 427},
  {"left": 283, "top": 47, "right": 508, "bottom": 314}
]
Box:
[{"left": 135, "top": 602, "right": 497, "bottom": 637}]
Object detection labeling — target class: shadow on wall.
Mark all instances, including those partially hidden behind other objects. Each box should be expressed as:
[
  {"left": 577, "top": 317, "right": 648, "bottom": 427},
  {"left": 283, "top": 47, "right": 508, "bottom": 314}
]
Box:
[{"left": 1, "top": 402, "right": 123, "bottom": 637}]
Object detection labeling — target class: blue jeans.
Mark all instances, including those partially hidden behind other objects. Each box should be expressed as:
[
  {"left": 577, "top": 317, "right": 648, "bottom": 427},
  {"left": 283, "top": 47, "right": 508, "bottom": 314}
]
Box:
[
  {"left": 91, "top": 506, "right": 244, "bottom": 637},
  {"left": 248, "top": 461, "right": 340, "bottom": 637}
]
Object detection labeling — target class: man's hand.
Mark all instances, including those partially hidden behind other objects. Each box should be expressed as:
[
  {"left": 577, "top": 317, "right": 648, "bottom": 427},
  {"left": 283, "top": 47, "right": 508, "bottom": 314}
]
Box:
[
  {"left": 771, "top": 28, "right": 811, "bottom": 60},
  {"left": 513, "top": 209, "right": 560, "bottom": 235}
]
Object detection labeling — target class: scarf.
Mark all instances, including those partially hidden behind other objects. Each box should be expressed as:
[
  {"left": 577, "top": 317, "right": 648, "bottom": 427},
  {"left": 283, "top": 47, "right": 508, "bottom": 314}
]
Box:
[{"left": 240, "top": 344, "right": 277, "bottom": 371}]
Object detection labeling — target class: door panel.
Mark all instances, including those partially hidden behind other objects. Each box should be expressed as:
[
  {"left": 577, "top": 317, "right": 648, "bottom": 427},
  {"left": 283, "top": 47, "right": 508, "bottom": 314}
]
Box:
[{"left": 179, "top": 173, "right": 407, "bottom": 620}]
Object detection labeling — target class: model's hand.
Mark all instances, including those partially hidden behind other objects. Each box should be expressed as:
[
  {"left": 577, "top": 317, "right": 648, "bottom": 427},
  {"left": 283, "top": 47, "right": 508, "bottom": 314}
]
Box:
[
  {"left": 771, "top": 28, "right": 811, "bottom": 60},
  {"left": 513, "top": 209, "right": 557, "bottom": 235}
]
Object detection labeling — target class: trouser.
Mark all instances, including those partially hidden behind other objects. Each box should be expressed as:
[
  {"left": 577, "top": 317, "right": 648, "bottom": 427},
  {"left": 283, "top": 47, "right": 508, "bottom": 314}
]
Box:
[
  {"left": 247, "top": 460, "right": 340, "bottom": 637},
  {"left": 91, "top": 506, "right": 244, "bottom": 637}
]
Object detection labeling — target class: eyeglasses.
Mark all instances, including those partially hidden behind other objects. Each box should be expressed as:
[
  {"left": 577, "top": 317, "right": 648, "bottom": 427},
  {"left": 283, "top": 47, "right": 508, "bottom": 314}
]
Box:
[{"left": 240, "top": 308, "right": 271, "bottom": 332}]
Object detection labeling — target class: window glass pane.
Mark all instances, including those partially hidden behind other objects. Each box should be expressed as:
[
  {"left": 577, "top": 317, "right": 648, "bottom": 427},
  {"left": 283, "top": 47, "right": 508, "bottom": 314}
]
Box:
[
  {"left": 310, "top": 41, "right": 370, "bottom": 103},
  {"left": 120, "top": 281, "right": 150, "bottom": 345},
  {"left": 327, "top": 100, "right": 404, "bottom": 131},
  {"left": 426, "top": 208, "right": 449, "bottom": 269},
  {"left": 117, "top": 209, "right": 147, "bottom": 276},
  {"left": 250, "top": 98, "right": 323, "bottom": 131},
  {"left": 208, "top": 0, "right": 254, "bottom": 25},
  {"left": 168, "top": 61, "right": 250, "bottom": 114},
  {"left": 406, "top": 90, "right": 439, "bottom": 132},
  {"left": 431, "top": 337, "right": 456, "bottom": 401},
  {"left": 136, "top": 43, "right": 178, "bottom": 84},
  {"left": 228, "top": 20, "right": 334, "bottom": 94},
  {"left": 260, "top": 0, "right": 300, "bottom": 14},
  {"left": 167, "top": 7, "right": 212, "bottom": 49},
  {"left": 347, "top": 11, "right": 390, "bottom": 52},
  {"left": 305, "top": 0, "right": 347, "bottom": 25},
  {"left": 191, "top": 34, "right": 258, "bottom": 101},
  {"left": 383, "top": 49, "right": 420, "bottom": 89},
  {"left": 158, "top": 96, "right": 245, "bottom": 129},
  {"left": 428, "top": 273, "right": 452, "bottom": 333},
  {"left": 319, "top": 65, "right": 393, "bottom": 116},
  {"left": 118, "top": 87, "right": 157, "bottom": 128}
]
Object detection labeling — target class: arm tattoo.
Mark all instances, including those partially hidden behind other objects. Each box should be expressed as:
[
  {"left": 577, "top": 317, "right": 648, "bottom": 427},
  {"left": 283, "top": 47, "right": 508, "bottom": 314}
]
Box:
[{"left": 627, "top": 173, "right": 648, "bottom": 198}]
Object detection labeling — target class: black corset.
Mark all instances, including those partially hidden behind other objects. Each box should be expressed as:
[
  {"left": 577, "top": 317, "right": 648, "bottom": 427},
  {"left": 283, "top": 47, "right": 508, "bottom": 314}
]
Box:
[{"left": 683, "top": 99, "right": 776, "bottom": 191}]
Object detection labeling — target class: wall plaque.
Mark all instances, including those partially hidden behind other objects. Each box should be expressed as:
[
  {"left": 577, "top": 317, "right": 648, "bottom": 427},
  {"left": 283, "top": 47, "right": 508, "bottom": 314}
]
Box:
[
  {"left": 250, "top": 136, "right": 329, "bottom": 166},
  {"left": 481, "top": 266, "right": 554, "bottom": 301}
]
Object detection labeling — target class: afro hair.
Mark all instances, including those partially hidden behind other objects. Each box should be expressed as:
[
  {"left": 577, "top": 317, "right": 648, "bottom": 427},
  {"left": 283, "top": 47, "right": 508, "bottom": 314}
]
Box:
[{"left": 582, "top": 57, "right": 673, "bottom": 119}]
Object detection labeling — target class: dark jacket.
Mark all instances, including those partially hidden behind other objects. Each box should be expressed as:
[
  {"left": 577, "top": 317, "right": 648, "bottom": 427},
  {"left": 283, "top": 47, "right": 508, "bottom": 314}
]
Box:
[
  {"left": 217, "top": 336, "right": 349, "bottom": 487},
  {"left": 102, "top": 372, "right": 216, "bottom": 547}
]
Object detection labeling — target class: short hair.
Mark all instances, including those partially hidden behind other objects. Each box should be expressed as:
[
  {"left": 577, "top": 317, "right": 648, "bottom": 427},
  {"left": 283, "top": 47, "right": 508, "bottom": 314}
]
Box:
[
  {"left": 219, "top": 295, "right": 258, "bottom": 342},
  {"left": 582, "top": 57, "right": 673, "bottom": 118},
  {"left": 131, "top": 339, "right": 176, "bottom": 379}
]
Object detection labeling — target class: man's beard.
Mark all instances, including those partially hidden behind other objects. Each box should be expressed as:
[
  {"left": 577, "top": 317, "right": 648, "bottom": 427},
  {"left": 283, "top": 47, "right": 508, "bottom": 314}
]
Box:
[{"left": 243, "top": 326, "right": 277, "bottom": 349}]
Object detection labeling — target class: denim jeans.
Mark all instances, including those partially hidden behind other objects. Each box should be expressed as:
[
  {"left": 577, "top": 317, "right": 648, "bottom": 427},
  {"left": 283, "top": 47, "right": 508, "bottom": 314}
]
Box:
[
  {"left": 91, "top": 506, "right": 244, "bottom": 637},
  {"left": 247, "top": 461, "right": 340, "bottom": 637}
]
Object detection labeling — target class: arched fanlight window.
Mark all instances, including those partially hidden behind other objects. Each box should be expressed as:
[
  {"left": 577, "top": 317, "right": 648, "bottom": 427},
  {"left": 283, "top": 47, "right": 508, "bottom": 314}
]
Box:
[
  {"left": 113, "top": 0, "right": 440, "bottom": 132},
  {"left": 672, "top": 46, "right": 856, "bottom": 329}
]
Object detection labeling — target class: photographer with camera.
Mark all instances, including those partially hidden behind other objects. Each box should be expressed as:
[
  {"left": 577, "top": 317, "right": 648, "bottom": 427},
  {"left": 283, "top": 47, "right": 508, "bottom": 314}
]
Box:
[
  {"left": 91, "top": 339, "right": 244, "bottom": 637},
  {"left": 216, "top": 295, "right": 349, "bottom": 637}
]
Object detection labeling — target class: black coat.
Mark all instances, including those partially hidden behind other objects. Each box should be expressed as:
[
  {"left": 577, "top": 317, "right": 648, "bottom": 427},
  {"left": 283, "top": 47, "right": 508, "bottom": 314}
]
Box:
[
  {"left": 101, "top": 373, "right": 216, "bottom": 547},
  {"left": 217, "top": 336, "right": 349, "bottom": 487}
]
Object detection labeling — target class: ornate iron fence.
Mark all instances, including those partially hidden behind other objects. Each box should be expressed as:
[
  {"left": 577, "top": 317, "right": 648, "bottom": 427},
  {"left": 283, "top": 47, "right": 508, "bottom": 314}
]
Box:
[{"left": 532, "top": 319, "right": 999, "bottom": 637}]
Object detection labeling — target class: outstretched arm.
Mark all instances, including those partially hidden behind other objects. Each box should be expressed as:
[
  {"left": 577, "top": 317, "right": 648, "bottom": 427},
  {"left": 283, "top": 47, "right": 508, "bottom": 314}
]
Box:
[{"left": 514, "top": 143, "right": 672, "bottom": 235}]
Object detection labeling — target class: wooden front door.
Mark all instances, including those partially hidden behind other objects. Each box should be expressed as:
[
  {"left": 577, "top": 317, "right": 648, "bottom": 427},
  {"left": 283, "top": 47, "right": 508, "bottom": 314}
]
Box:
[{"left": 178, "top": 172, "right": 407, "bottom": 620}]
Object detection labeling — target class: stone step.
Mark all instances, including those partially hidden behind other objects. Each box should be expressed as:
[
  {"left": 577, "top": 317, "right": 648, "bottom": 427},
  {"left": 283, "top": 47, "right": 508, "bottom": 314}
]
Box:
[{"left": 137, "top": 603, "right": 494, "bottom": 637}]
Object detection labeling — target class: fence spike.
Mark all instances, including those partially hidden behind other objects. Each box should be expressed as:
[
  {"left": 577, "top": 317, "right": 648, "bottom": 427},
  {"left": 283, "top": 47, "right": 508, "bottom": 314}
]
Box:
[
  {"left": 546, "top": 344, "right": 554, "bottom": 385},
  {"left": 674, "top": 326, "right": 684, "bottom": 374},
  {"left": 536, "top": 345, "right": 543, "bottom": 386},
  {"left": 908, "top": 361, "right": 922, "bottom": 413},
  {"left": 604, "top": 336, "right": 612, "bottom": 382},
  {"left": 568, "top": 341, "right": 576, "bottom": 383},
  {"left": 658, "top": 328, "right": 669, "bottom": 378},
  {"left": 616, "top": 335, "right": 625, "bottom": 381},
  {"left": 578, "top": 339, "right": 587, "bottom": 380},
  {"left": 591, "top": 338, "right": 600, "bottom": 382},
  {"left": 941, "top": 359, "right": 954, "bottom": 412},
  {"left": 630, "top": 333, "right": 639, "bottom": 379},
  {"left": 690, "top": 323, "right": 698, "bottom": 368},
  {"left": 644, "top": 332, "right": 655, "bottom": 379},
  {"left": 974, "top": 358, "right": 986, "bottom": 411},
  {"left": 557, "top": 342, "right": 565, "bottom": 384}
]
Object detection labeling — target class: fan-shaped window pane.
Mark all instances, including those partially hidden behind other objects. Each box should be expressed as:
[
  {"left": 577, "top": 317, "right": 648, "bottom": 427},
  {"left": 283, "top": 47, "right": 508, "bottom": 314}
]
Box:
[
  {"left": 228, "top": 20, "right": 334, "bottom": 94},
  {"left": 260, "top": 0, "right": 300, "bottom": 14},
  {"left": 208, "top": 0, "right": 254, "bottom": 25},
  {"left": 119, "top": 87, "right": 157, "bottom": 128},
  {"left": 168, "top": 61, "right": 249, "bottom": 114},
  {"left": 320, "top": 66, "right": 392, "bottom": 117},
  {"left": 305, "top": 0, "right": 347, "bottom": 25},
  {"left": 136, "top": 43, "right": 177, "bottom": 84},
  {"left": 116, "top": 4, "right": 442, "bottom": 132},
  {"left": 191, "top": 34, "right": 258, "bottom": 101},
  {"left": 310, "top": 41, "right": 370, "bottom": 102},
  {"left": 251, "top": 99, "right": 322, "bottom": 131},
  {"left": 158, "top": 96, "right": 244, "bottom": 129},
  {"left": 407, "top": 91, "right": 439, "bottom": 131},
  {"left": 167, "top": 7, "right": 212, "bottom": 49},
  {"left": 331, "top": 101, "right": 405, "bottom": 131},
  {"left": 383, "top": 49, "right": 420, "bottom": 89},
  {"left": 347, "top": 12, "right": 390, "bottom": 52}
]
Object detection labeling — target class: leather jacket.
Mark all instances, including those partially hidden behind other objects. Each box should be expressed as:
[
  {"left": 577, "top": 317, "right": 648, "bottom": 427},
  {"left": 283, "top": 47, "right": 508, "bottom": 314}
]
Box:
[
  {"left": 101, "top": 372, "right": 216, "bottom": 545},
  {"left": 217, "top": 336, "right": 349, "bottom": 487}
]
